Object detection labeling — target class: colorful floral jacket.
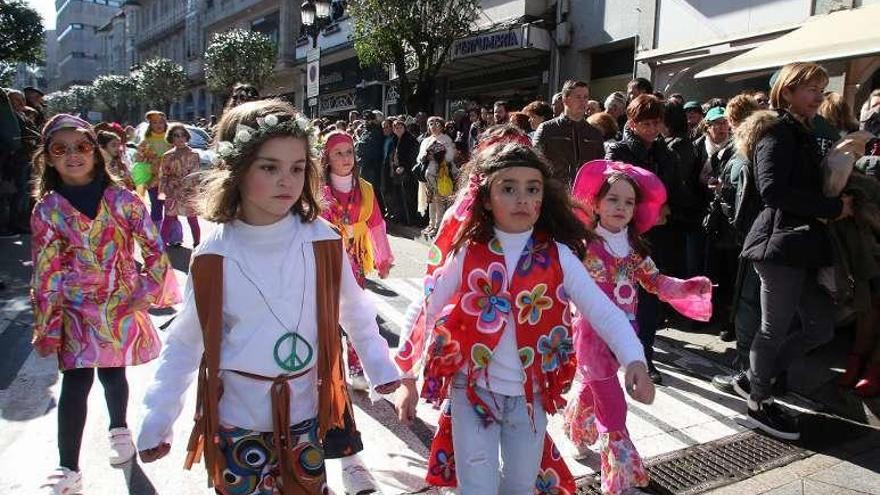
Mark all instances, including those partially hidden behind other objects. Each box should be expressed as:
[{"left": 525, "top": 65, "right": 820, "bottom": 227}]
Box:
[{"left": 416, "top": 233, "right": 577, "bottom": 494}]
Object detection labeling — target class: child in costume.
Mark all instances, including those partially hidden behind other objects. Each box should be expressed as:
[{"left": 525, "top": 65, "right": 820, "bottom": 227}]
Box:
[
  {"left": 564, "top": 160, "right": 713, "bottom": 494},
  {"left": 137, "top": 99, "right": 400, "bottom": 495},
  {"left": 31, "top": 114, "right": 180, "bottom": 494},
  {"left": 158, "top": 122, "right": 201, "bottom": 247},
  {"left": 394, "top": 141, "right": 655, "bottom": 495},
  {"left": 318, "top": 130, "right": 394, "bottom": 493},
  {"left": 134, "top": 110, "right": 171, "bottom": 223},
  {"left": 97, "top": 130, "right": 135, "bottom": 189}
]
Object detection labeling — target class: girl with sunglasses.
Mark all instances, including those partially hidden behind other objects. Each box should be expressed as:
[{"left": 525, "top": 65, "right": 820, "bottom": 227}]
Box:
[
  {"left": 30, "top": 114, "right": 181, "bottom": 494},
  {"left": 158, "top": 123, "right": 201, "bottom": 247}
]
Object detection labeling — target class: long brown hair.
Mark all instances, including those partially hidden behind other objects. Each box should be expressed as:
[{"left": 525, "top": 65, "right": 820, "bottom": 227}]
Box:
[
  {"left": 451, "top": 142, "right": 594, "bottom": 259},
  {"left": 593, "top": 172, "right": 651, "bottom": 257},
  {"left": 199, "top": 98, "right": 321, "bottom": 223},
  {"left": 32, "top": 132, "right": 115, "bottom": 199}
]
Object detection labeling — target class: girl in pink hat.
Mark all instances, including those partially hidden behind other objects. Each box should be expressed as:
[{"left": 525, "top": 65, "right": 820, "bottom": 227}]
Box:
[{"left": 564, "top": 160, "right": 713, "bottom": 495}]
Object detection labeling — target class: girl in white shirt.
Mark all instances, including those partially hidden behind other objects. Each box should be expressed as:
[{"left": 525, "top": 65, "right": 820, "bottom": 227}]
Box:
[
  {"left": 137, "top": 99, "right": 400, "bottom": 495},
  {"left": 393, "top": 141, "right": 655, "bottom": 495}
]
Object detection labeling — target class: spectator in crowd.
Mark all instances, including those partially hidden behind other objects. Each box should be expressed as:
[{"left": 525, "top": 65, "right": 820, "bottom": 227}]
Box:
[
  {"left": 23, "top": 86, "right": 46, "bottom": 129},
  {"left": 605, "top": 91, "right": 628, "bottom": 138},
  {"left": 752, "top": 90, "right": 771, "bottom": 110},
  {"left": 508, "top": 111, "right": 531, "bottom": 134},
  {"left": 552, "top": 91, "right": 565, "bottom": 116},
  {"left": 493, "top": 100, "right": 510, "bottom": 124},
  {"left": 819, "top": 91, "right": 860, "bottom": 136},
  {"left": 706, "top": 98, "right": 727, "bottom": 111},
  {"left": 669, "top": 93, "right": 685, "bottom": 106},
  {"left": 349, "top": 109, "right": 361, "bottom": 124},
  {"left": 627, "top": 77, "right": 654, "bottom": 102},
  {"left": 653, "top": 91, "right": 666, "bottom": 101},
  {"left": 0, "top": 89, "right": 22, "bottom": 238},
  {"left": 737, "top": 62, "right": 851, "bottom": 440},
  {"left": 416, "top": 116, "right": 455, "bottom": 236},
  {"left": 534, "top": 80, "right": 604, "bottom": 183},
  {"left": 4, "top": 89, "right": 38, "bottom": 235},
  {"left": 606, "top": 94, "right": 682, "bottom": 384},
  {"left": 522, "top": 100, "right": 554, "bottom": 142},
  {"left": 386, "top": 118, "right": 420, "bottom": 226},
  {"left": 355, "top": 111, "right": 387, "bottom": 214},
  {"left": 663, "top": 102, "right": 705, "bottom": 277},
  {"left": 684, "top": 100, "right": 705, "bottom": 139},
  {"left": 480, "top": 106, "right": 494, "bottom": 127},
  {"left": 465, "top": 107, "right": 485, "bottom": 151},
  {"left": 586, "top": 99, "right": 602, "bottom": 117},
  {"left": 859, "top": 88, "right": 880, "bottom": 124},
  {"left": 710, "top": 94, "right": 766, "bottom": 393},
  {"left": 224, "top": 83, "right": 259, "bottom": 110},
  {"left": 587, "top": 111, "right": 619, "bottom": 144}
]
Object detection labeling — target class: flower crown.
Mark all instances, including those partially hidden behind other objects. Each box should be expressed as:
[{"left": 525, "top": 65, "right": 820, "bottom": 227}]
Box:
[{"left": 215, "top": 113, "right": 317, "bottom": 164}]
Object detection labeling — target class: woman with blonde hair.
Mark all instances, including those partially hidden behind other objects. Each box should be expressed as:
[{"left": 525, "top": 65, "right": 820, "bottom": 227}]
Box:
[
  {"left": 736, "top": 62, "right": 852, "bottom": 440},
  {"left": 819, "top": 91, "right": 860, "bottom": 135}
]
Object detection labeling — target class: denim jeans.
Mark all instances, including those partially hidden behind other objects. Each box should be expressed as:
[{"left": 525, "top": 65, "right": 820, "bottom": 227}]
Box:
[
  {"left": 748, "top": 261, "right": 835, "bottom": 402},
  {"left": 450, "top": 375, "right": 546, "bottom": 495}
]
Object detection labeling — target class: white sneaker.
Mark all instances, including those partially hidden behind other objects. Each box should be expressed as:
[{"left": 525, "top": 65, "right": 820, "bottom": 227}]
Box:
[
  {"left": 40, "top": 467, "right": 82, "bottom": 494},
  {"left": 349, "top": 373, "right": 370, "bottom": 392},
  {"left": 108, "top": 427, "right": 136, "bottom": 465},
  {"left": 341, "top": 455, "right": 381, "bottom": 495}
]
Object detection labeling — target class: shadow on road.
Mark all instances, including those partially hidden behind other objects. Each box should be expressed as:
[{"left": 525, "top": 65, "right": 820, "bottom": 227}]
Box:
[{"left": 118, "top": 458, "right": 158, "bottom": 495}]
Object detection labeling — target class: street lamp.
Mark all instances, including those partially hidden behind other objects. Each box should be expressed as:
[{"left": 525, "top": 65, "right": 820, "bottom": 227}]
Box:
[{"left": 300, "top": 0, "right": 344, "bottom": 48}]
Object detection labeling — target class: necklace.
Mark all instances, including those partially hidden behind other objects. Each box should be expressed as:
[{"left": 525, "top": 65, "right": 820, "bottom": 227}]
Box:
[{"left": 233, "top": 253, "right": 313, "bottom": 373}]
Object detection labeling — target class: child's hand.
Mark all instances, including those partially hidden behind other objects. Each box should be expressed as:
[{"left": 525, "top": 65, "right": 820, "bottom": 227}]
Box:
[
  {"left": 374, "top": 379, "right": 400, "bottom": 395},
  {"left": 139, "top": 442, "right": 171, "bottom": 463},
  {"left": 624, "top": 362, "right": 656, "bottom": 405},
  {"left": 394, "top": 378, "right": 419, "bottom": 424}
]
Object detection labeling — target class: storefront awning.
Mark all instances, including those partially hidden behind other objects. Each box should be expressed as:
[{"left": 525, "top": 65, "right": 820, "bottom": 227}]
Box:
[{"left": 695, "top": 4, "right": 880, "bottom": 79}]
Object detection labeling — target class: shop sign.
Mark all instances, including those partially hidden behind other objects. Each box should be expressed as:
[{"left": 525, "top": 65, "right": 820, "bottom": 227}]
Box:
[
  {"left": 307, "top": 48, "right": 320, "bottom": 98},
  {"left": 320, "top": 90, "right": 356, "bottom": 114},
  {"left": 452, "top": 29, "right": 521, "bottom": 60}
]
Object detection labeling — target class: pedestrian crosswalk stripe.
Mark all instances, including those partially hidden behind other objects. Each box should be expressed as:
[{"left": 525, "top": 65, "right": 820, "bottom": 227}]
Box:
[{"left": 380, "top": 277, "right": 424, "bottom": 305}]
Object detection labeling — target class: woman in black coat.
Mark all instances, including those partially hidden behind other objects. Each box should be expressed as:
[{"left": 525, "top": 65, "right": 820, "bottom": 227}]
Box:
[
  {"left": 386, "top": 119, "right": 420, "bottom": 226},
  {"left": 737, "top": 62, "right": 851, "bottom": 440}
]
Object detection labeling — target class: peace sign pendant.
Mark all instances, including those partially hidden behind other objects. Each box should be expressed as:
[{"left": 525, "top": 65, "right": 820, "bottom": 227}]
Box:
[{"left": 273, "top": 332, "right": 314, "bottom": 372}]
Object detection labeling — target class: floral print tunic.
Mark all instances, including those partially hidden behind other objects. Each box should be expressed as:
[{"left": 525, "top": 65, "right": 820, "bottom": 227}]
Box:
[
  {"left": 30, "top": 186, "right": 181, "bottom": 370},
  {"left": 159, "top": 147, "right": 200, "bottom": 217}
]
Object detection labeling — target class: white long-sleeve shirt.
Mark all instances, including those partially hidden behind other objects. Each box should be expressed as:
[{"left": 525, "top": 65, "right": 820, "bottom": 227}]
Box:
[
  {"left": 137, "top": 214, "right": 399, "bottom": 451},
  {"left": 416, "top": 227, "right": 646, "bottom": 397}
]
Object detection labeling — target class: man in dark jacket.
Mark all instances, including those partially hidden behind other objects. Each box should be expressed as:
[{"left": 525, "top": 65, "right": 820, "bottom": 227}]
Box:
[
  {"left": 355, "top": 111, "right": 387, "bottom": 214},
  {"left": 386, "top": 119, "right": 420, "bottom": 225},
  {"left": 534, "top": 80, "right": 605, "bottom": 184}
]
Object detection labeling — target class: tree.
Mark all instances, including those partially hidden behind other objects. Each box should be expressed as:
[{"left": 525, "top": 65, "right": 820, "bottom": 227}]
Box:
[
  {"left": 43, "top": 85, "right": 96, "bottom": 119},
  {"left": 134, "top": 57, "right": 188, "bottom": 111},
  {"left": 204, "top": 29, "right": 277, "bottom": 95},
  {"left": 0, "top": 62, "right": 14, "bottom": 87},
  {"left": 93, "top": 74, "right": 140, "bottom": 122},
  {"left": 0, "top": 0, "right": 44, "bottom": 65},
  {"left": 348, "top": 0, "right": 480, "bottom": 113}
]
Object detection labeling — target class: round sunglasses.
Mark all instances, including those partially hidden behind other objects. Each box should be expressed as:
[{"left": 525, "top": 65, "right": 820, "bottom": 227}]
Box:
[{"left": 48, "top": 140, "right": 95, "bottom": 157}]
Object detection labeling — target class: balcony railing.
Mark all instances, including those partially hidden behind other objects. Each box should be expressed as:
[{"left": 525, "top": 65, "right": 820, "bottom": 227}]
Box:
[{"left": 135, "top": 5, "right": 187, "bottom": 46}]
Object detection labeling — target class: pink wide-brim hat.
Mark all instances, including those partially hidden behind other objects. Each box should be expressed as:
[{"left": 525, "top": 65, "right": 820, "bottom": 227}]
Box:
[{"left": 571, "top": 159, "right": 668, "bottom": 234}]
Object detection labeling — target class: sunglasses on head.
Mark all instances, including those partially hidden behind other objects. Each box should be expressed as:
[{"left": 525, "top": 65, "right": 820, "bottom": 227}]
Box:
[{"left": 49, "top": 140, "right": 95, "bottom": 157}]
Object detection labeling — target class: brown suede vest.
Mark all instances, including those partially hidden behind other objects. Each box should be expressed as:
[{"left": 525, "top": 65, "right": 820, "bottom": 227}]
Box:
[{"left": 183, "top": 239, "right": 352, "bottom": 494}]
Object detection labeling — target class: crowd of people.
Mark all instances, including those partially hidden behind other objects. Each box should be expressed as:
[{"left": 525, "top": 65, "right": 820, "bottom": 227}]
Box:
[{"left": 3, "top": 61, "right": 880, "bottom": 495}]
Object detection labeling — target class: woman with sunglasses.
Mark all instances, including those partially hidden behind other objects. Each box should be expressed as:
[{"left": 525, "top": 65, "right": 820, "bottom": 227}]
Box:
[
  {"left": 30, "top": 114, "right": 180, "bottom": 494},
  {"left": 158, "top": 123, "right": 201, "bottom": 247}
]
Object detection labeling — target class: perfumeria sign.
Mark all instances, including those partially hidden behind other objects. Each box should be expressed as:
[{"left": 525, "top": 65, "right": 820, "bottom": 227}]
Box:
[{"left": 452, "top": 29, "right": 522, "bottom": 60}]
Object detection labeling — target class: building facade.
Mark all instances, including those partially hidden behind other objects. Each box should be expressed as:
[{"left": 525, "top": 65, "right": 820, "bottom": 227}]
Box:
[
  {"left": 634, "top": 0, "right": 880, "bottom": 108},
  {"left": 53, "top": 0, "right": 123, "bottom": 89}
]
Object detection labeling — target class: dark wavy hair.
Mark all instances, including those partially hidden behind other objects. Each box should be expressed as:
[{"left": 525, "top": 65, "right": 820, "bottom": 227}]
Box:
[{"left": 451, "top": 142, "right": 594, "bottom": 259}]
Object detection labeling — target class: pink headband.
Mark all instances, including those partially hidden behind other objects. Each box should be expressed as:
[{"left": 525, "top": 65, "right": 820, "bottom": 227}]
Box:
[{"left": 324, "top": 132, "right": 354, "bottom": 157}]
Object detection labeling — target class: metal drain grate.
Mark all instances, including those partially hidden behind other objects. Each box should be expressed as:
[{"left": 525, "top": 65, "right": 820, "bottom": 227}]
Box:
[{"left": 575, "top": 430, "right": 808, "bottom": 495}]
